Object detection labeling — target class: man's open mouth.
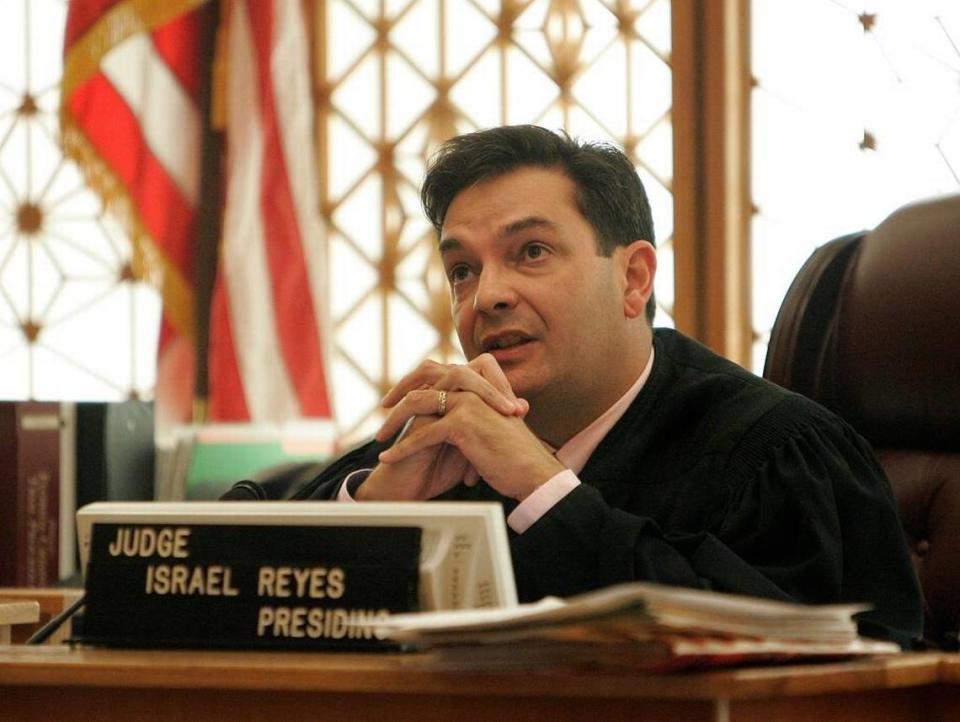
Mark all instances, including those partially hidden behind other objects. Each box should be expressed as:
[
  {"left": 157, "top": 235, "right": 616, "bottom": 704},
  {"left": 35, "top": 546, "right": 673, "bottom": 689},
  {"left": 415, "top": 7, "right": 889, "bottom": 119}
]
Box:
[{"left": 481, "top": 333, "right": 535, "bottom": 352}]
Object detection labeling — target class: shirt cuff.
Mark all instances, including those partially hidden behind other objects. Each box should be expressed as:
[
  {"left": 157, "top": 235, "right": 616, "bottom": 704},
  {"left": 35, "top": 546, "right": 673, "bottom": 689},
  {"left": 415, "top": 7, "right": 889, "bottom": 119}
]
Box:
[
  {"left": 506, "top": 470, "right": 580, "bottom": 534},
  {"left": 337, "top": 469, "right": 372, "bottom": 502}
]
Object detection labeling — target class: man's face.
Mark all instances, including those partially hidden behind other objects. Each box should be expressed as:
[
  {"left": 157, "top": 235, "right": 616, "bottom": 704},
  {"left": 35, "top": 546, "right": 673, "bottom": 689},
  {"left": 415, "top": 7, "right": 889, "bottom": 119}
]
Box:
[{"left": 439, "top": 166, "right": 640, "bottom": 420}]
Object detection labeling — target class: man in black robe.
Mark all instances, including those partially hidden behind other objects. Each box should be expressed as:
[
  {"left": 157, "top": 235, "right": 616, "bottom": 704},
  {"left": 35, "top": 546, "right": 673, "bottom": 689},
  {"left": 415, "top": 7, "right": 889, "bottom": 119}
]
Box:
[{"left": 299, "top": 125, "right": 922, "bottom": 647}]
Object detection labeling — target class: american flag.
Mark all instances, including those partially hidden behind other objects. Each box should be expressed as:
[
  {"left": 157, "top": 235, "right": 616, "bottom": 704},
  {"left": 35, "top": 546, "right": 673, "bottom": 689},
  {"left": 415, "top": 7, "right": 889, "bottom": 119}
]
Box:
[{"left": 61, "top": 0, "right": 333, "bottom": 425}]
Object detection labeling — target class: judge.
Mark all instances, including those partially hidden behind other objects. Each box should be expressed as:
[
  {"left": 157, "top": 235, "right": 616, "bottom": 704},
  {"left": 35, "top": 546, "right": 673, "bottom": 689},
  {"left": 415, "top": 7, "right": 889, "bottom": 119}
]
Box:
[{"left": 300, "top": 125, "right": 923, "bottom": 647}]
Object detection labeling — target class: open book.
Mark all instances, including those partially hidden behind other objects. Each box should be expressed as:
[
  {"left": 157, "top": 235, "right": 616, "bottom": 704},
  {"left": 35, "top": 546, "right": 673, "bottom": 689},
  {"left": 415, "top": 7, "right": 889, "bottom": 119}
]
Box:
[{"left": 375, "top": 582, "right": 901, "bottom": 671}]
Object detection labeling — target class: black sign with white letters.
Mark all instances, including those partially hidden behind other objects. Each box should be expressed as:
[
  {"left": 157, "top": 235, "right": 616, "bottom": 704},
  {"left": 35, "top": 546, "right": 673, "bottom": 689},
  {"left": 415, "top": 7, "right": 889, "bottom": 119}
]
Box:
[{"left": 79, "top": 523, "right": 421, "bottom": 649}]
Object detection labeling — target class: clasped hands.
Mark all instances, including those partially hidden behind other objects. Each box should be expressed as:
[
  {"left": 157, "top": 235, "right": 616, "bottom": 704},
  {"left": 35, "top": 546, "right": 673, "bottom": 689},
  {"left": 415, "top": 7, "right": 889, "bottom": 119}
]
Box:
[{"left": 354, "top": 354, "right": 564, "bottom": 502}]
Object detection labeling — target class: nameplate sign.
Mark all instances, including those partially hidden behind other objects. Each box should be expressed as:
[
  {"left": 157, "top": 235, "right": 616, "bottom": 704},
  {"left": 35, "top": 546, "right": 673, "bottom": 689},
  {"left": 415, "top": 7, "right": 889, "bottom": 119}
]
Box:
[{"left": 79, "top": 523, "right": 420, "bottom": 650}]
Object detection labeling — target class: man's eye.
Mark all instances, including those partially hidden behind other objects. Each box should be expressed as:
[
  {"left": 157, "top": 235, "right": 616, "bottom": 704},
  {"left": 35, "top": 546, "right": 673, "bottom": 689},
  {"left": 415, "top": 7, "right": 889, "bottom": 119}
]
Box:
[
  {"left": 523, "top": 243, "right": 548, "bottom": 260},
  {"left": 449, "top": 264, "right": 471, "bottom": 283}
]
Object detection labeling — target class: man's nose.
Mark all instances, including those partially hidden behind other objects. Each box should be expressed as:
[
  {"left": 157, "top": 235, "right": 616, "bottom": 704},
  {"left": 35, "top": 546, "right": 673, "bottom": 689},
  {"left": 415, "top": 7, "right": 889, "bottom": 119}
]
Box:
[{"left": 473, "top": 266, "right": 518, "bottom": 314}]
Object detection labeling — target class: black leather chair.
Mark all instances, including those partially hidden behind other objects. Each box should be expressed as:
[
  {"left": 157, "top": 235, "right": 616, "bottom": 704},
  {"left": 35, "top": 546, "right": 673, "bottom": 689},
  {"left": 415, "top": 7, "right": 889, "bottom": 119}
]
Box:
[{"left": 764, "top": 194, "right": 960, "bottom": 646}]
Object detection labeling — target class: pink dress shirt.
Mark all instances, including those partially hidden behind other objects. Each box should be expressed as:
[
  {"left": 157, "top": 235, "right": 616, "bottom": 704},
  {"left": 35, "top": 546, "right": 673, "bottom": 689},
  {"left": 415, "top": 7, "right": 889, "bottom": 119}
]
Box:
[{"left": 339, "top": 349, "right": 655, "bottom": 534}]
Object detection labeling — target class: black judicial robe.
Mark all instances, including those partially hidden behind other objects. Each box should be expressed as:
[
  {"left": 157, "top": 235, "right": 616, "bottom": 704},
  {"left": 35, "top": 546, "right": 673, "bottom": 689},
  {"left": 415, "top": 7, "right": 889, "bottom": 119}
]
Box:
[{"left": 300, "top": 329, "right": 924, "bottom": 646}]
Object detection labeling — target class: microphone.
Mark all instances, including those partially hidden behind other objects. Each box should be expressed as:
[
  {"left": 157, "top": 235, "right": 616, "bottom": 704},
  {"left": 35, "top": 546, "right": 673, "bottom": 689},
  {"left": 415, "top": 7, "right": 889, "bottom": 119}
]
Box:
[{"left": 219, "top": 479, "right": 268, "bottom": 501}]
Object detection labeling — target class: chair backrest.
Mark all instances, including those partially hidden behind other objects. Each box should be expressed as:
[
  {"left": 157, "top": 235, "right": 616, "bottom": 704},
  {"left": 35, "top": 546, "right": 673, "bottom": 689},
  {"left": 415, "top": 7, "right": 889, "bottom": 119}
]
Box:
[{"left": 764, "top": 194, "right": 960, "bottom": 645}]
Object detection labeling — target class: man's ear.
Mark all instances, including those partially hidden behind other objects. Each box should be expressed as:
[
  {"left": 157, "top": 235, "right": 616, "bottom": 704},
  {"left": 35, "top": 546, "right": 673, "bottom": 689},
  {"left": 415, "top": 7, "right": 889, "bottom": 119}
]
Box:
[{"left": 619, "top": 240, "right": 656, "bottom": 319}]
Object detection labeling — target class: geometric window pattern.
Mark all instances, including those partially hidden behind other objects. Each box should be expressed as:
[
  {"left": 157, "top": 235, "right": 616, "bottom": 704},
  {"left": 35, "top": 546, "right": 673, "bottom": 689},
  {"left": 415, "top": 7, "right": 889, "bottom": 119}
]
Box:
[
  {"left": 320, "top": 0, "right": 675, "bottom": 440},
  {"left": 751, "top": 1, "right": 960, "bottom": 371},
  {"left": 0, "top": 0, "right": 160, "bottom": 402}
]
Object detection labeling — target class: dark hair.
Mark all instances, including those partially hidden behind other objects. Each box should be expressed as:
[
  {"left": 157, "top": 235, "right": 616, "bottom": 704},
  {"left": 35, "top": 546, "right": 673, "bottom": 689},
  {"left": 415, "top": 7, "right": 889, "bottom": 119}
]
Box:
[{"left": 421, "top": 125, "right": 656, "bottom": 323}]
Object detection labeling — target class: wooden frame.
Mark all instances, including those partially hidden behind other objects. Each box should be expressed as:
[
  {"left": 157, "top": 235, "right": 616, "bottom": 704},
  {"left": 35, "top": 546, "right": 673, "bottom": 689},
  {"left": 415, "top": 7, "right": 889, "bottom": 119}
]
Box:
[{"left": 672, "top": 0, "right": 752, "bottom": 365}]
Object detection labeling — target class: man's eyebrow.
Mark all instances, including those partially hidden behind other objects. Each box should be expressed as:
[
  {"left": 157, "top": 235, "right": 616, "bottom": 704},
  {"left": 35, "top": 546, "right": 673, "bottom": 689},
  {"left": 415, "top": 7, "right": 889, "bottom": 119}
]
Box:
[
  {"left": 438, "top": 238, "right": 461, "bottom": 255},
  {"left": 438, "top": 216, "right": 557, "bottom": 254},
  {"left": 503, "top": 216, "right": 556, "bottom": 235}
]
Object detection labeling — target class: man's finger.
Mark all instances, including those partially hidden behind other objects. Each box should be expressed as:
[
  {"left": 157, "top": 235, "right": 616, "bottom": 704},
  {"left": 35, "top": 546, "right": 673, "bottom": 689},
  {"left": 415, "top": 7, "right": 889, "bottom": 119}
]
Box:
[
  {"left": 377, "top": 379, "right": 520, "bottom": 442},
  {"left": 375, "top": 389, "right": 447, "bottom": 441},
  {"left": 380, "top": 359, "right": 448, "bottom": 408},
  {"left": 377, "top": 385, "right": 515, "bottom": 442},
  {"left": 378, "top": 419, "right": 455, "bottom": 465},
  {"left": 463, "top": 466, "right": 481, "bottom": 487},
  {"left": 433, "top": 366, "right": 522, "bottom": 413},
  {"left": 468, "top": 354, "right": 524, "bottom": 413},
  {"left": 434, "top": 444, "right": 472, "bottom": 491}
]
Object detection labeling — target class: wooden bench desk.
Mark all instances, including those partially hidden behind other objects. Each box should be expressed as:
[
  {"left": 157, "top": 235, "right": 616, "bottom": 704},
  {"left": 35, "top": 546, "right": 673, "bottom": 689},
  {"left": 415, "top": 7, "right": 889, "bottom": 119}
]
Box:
[{"left": 1, "top": 645, "right": 958, "bottom": 722}]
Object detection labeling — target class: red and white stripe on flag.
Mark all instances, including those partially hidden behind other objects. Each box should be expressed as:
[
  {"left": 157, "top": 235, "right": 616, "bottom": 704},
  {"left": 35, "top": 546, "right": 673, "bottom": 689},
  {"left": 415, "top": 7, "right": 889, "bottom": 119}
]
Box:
[
  {"left": 62, "top": 0, "right": 332, "bottom": 423},
  {"left": 210, "top": 0, "right": 332, "bottom": 421},
  {"left": 62, "top": 0, "right": 206, "bottom": 424}
]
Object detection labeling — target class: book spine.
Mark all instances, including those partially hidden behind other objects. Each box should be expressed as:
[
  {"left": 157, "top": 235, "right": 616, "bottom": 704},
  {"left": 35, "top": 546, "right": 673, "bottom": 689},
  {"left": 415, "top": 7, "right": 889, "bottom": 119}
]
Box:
[
  {"left": 59, "top": 402, "right": 77, "bottom": 580},
  {"left": 0, "top": 403, "right": 17, "bottom": 585},
  {"left": 0, "top": 402, "right": 62, "bottom": 586}
]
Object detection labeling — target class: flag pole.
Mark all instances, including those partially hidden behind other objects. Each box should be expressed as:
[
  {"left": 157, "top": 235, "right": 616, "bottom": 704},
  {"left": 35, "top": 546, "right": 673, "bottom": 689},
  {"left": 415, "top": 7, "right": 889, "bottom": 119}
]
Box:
[{"left": 192, "top": 0, "right": 225, "bottom": 424}]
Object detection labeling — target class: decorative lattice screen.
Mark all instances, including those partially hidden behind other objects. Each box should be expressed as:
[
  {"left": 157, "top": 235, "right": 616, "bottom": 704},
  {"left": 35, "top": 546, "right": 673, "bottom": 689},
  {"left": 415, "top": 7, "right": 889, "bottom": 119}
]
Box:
[
  {"left": 0, "top": 0, "right": 161, "bottom": 402},
  {"left": 319, "top": 0, "right": 675, "bottom": 439}
]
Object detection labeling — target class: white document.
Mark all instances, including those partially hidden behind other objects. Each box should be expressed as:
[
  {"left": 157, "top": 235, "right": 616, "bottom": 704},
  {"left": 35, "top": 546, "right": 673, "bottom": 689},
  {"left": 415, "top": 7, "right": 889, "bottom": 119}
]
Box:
[{"left": 379, "top": 581, "right": 886, "bottom": 646}]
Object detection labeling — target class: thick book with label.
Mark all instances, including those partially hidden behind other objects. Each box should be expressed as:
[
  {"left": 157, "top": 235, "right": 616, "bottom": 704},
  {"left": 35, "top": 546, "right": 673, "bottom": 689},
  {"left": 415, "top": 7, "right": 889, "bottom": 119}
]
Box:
[
  {"left": 74, "top": 501, "right": 517, "bottom": 649},
  {"left": 0, "top": 402, "right": 62, "bottom": 586}
]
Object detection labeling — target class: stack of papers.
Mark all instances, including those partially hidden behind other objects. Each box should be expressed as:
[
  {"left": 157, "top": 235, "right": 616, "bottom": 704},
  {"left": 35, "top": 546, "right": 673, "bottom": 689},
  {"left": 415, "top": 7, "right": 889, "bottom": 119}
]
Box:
[{"left": 375, "top": 582, "right": 900, "bottom": 671}]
